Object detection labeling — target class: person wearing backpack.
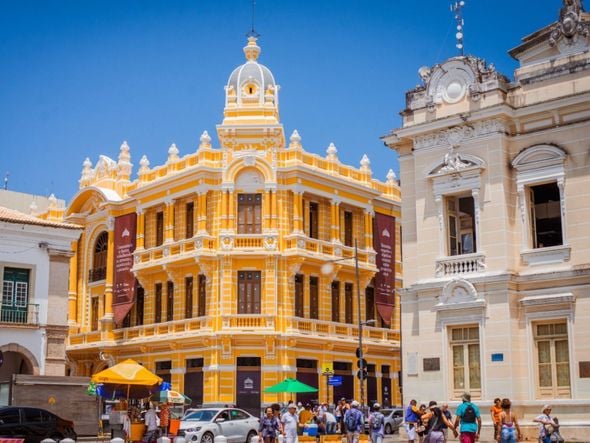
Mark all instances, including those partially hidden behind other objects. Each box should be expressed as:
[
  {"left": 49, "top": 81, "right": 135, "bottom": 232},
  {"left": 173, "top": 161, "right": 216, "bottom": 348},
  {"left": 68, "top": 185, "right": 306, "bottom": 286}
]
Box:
[
  {"left": 452, "top": 392, "right": 481, "bottom": 443},
  {"left": 344, "top": 400, "right": 364, "bottom": 443},
  {"left": 420, "top": 401, "right": 457, "bottom": 443},
  {"left": 368, "top": 403, "right": 385, "bottom": 443}
]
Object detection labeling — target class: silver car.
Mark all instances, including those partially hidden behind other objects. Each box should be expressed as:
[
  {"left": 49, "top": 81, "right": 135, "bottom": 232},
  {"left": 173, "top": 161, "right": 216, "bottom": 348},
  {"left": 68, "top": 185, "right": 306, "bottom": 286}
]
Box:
[
  {"left": 365, "top": 408, "right": 404, "bottom": 434},
  {"left": 179, "top": 408, "right": 259, "bottom": 443}
]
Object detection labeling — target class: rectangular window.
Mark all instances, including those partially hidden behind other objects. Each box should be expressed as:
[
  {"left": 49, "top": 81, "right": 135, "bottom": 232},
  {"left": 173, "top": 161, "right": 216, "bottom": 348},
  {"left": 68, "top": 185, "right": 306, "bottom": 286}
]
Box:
[
  {"left": 294, "top": 274, "right": 304, "bottom": 317},
  {"left": 166, "top": 281, "right": 174, "bottom": 322},
  {"left": 446, "top": 196, "right": 476, "bottom": 256},
  {"left": 91, "top": 297, "right": 99, "bottom": 330},
  {"left": 1, "top": 268, "right": 30, "bottom": 324},
  {"left": 155, "top": 283, "right": 162, "bottom": 323},
  {"left": 198, "top": 274, "right": 207, "bottom": 317},
  {"left": 237, "top": 194, "right": 262, "bottom": 234},
  {"left": 309, "top": 202, "right": 319, "bottom": 239},
  {"left": 344, "top": 210, "right": 353, "bottom": 247},
  {"left": 186, "top": 202, "right": 194, "bottom": 238},
  {"left": 331, "top": 281, "right": 340, "bottom": 322},
  {"left": 156, "top": 211, "right": 164, "bottom": 246},
  {"left": 136, "top": 286, "right": 144, "bottom": 326},
  {"left": 529, "top": 183, "right": 563, "bottom": 249},
  {"left": 185, "top": 276, "right": 193, "bottom": 319},
  {"left": 237, "top": 271, "right": 261, "bottom": 314},
  {"left": 345, "top": 283, "right": 353, "bottom": 324},
  {"left": 309, "top": 276, "right": 319, "bottom": 319},
  {"left": 450, "top": 326, "right": 481, "bottom": 399},
  {"left": 365, "top": 285, "right": 375, "bottom": 323},
  {"left": 534, "top": 322, "right": 570, "bottom": 398}
]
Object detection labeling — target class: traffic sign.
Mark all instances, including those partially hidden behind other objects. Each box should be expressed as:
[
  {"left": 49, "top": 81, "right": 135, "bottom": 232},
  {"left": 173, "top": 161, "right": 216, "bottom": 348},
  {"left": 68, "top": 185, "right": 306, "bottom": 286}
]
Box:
[
  {"left": 328, "top": 375, "right": 343, "bottom": 386},
  {"left": 356, "top": 358, "right": 368, "bottom": 368},
  {"left": 322, "top": 362, "right": 334, "bottom": 375},
  {"left": 356, "top": 369, "right": 368, "bottom": 380}
]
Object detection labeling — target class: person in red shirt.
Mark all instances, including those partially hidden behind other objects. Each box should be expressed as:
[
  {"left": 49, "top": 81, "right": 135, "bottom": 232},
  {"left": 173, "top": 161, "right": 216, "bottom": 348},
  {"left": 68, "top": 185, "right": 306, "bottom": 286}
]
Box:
[{"left": 159, "top": 402, "right": 170, "bottom": 436}]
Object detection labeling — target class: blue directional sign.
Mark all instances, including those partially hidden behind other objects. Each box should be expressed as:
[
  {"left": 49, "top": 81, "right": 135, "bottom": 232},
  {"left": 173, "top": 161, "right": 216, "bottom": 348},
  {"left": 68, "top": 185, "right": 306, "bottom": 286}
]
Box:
[{"left": 328, "top": 375, "right": 343, "bottom": 386}]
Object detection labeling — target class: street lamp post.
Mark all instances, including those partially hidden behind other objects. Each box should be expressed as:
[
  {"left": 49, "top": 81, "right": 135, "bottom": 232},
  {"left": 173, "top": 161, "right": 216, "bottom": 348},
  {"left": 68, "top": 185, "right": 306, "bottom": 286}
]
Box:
[{"left": 321, "top": 239, "right": 375, "bottom": 409}]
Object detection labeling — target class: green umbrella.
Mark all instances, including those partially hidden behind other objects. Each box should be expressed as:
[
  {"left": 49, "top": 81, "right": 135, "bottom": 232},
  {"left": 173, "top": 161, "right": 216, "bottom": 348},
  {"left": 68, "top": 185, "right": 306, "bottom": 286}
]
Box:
[{"left": 264, "top": 378, "right": 318, "bottom": 393}]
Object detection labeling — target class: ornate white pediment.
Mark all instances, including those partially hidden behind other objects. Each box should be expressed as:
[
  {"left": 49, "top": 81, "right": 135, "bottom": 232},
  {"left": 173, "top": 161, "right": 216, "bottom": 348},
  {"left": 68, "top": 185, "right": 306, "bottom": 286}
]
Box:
[
  {"left": 434, "top": 278, "right": 486, "bottom": 311},
  {"left": 511, "top": 144, "right": 567, "bottom": 172},
  {"left": 428, "top": 151, "right": 485, "bottom": 177}
]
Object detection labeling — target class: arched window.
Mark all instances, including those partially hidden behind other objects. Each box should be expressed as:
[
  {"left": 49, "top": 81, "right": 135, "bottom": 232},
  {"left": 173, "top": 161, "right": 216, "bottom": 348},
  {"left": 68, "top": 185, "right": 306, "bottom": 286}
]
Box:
[{"left": 90, "top": 231, "right": 108, "bottom": 282}]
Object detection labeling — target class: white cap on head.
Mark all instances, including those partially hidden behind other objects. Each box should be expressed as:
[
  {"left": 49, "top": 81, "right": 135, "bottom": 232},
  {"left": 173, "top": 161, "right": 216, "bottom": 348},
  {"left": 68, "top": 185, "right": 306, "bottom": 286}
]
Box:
[
  {"left": 373, "top": 403, "right": 381, "bottom": 409},
  {"left": 288, "top": 403, "right": 297, "bottom": 409},
  {"left": 351, "top": 400, "right": 360, "bottom": 408}
]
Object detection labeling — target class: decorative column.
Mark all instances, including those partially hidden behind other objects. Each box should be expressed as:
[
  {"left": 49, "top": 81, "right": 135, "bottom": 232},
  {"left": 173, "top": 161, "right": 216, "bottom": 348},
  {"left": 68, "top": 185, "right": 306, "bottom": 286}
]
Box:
[
  {"left": 517, "top": 184, "right": 529, "bottom": 250},
  {"left": 164, "top": 198, "right": 174, "bottom": 243},
  {"left": 227, "top": 187, "right": 235, "bottom": 232},
  {"left": 293, "top": 190, "right": 303, "bottom": 233},
  {"left": 101, "top": 217, "right": 115, "bottom": 338},
  {"left": 331, "top": 199, "right": 341, "bottom": 243},
  {"left": 136, "top": 207, "right": 145, "bottom": 249},
  {"left": 471, "top": 188, "right": 482, "bottom": 253},
  {"left": 271, "top": 188, "right": 278, "bottom": 230},
  {"left": 263, "top": 189, "right": 271, "bottom": 230},
  {"left": 197, "top": 191, "right": 208, "bottom": 234},
  {"left": 434, "top": 195, "right": 445, "bottom": 257},
  {"left": 220, "top": 188, "right": 229, "bottom": 231},
  {"left": 364, "top": 210, "right": 373, "bottom": 249},
  {"left": 68, "top": 240, "right": 78, "bottom": 328},
  {"left": 557, "top": 177, "right": 567, "bottom": 244}
]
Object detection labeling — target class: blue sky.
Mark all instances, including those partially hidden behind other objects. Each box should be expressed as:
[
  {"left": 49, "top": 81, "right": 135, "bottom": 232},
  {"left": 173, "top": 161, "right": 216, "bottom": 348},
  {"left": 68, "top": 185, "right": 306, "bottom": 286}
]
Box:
[{"left": 0, "top": 1, "right": 560, "bottom": 202}]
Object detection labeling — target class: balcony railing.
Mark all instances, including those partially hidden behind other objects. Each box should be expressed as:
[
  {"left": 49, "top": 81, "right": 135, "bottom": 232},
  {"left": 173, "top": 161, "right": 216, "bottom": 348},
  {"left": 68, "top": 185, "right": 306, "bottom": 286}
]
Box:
[
  {"left": 0, "top": 304, "right": 39, "bottom": 325},
  {"left": 435, "top": 253, "right": 486, "bottom": 277},
  {"left": 88, "top": 267, "right": 106, "bottom": 282},
  {"left": 67, "top": 316, "right": 400, "bottom": 346},
  {"left": 286, "top": 317, "right": 399, "bottom": 343}
]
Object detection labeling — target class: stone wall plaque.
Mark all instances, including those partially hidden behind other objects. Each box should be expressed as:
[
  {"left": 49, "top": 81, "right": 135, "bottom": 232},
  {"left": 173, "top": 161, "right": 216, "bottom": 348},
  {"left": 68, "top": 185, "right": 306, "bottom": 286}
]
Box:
[{"left": 423, "top": 357, "right": 441, "bottom": 372}]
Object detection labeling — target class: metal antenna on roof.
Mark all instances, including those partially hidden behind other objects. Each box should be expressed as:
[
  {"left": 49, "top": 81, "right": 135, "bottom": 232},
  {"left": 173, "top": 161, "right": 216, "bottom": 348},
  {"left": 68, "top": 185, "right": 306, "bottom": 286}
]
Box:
[
  {"left": 247, "top": 0, "right": 260, "bottom": 38},
  {"left": 3, "top": 172, "right": 9, "bottom": 190},
  {"left": 451, "top": 1, "right": 465, "bottom": 56}
]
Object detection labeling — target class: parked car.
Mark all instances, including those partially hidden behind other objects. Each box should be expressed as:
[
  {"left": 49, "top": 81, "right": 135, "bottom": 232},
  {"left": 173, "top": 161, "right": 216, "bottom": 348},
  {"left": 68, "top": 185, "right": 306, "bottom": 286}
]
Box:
[
  {"left": 179, "top": 408, "right": 259, "bottom": 443},
  {"left": 0, "top": 406, "right": 77, "bottom": 443},
  {"left": 364, "top": 408, "right": 404, "bottom": 434}
]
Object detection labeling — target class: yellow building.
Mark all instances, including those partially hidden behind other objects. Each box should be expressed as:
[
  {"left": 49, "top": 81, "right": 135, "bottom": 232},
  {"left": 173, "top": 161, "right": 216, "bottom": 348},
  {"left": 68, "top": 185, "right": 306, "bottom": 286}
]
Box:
[{"left": 65, "top": 36, "right": 402, "bottom": 412}]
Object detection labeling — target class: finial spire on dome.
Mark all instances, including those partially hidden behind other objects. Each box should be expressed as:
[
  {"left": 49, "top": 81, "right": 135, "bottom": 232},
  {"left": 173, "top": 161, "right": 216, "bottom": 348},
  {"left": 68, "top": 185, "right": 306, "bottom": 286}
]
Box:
[
  {"left": 246, "top": 0, "right": 260, "bottom": 39},
  {"left": 451, "top": 1, "right": 466, "bottom": 56},
  {"left": 244, "top": 36, "right": 261, "bottom": 61}
]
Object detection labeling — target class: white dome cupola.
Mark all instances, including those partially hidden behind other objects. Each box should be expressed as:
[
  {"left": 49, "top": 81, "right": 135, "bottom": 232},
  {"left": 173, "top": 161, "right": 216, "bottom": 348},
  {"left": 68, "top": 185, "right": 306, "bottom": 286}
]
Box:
[{"left": 223, "top": 36, "right": 280, "bottom": 122}]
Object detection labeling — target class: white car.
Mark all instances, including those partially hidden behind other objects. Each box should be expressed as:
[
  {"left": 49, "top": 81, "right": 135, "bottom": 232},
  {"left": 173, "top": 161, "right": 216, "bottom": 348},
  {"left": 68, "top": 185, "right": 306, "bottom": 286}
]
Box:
[{"left": 179, "top": 408, "right": 259, "bottom": 443}]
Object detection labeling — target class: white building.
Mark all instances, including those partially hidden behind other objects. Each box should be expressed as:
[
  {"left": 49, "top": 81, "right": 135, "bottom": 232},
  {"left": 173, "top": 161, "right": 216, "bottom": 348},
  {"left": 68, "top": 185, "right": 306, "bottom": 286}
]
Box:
[
  {"left": 383, "top": 1, "right": 590, "bottom": 439},
  {"left": 0, "top": 203, "right": 81, "bottom": 405}
]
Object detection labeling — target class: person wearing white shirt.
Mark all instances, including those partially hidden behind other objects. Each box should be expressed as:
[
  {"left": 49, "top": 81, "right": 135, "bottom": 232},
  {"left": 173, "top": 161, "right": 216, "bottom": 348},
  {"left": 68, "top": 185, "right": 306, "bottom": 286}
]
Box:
[{"left": 281, "top": 404, "right": 299, "bottom": 443}]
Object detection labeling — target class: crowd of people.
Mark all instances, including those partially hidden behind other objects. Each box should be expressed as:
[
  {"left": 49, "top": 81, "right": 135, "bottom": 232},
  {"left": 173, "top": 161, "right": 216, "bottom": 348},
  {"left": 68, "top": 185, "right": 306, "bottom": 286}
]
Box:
[
  {"left": 404, "top": 392, "right": 564, "bottom": 443},
  {"left": 258, "top": 398, "right": 382, "bottom": 443}
]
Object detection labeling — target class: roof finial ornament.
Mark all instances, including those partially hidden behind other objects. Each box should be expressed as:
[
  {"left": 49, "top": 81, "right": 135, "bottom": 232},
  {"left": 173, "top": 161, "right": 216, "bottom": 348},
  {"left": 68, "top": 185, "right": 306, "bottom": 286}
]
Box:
[
  {"left": 246, "top": 0, "right": 260, "bottom": 39},
  {"left": 451, "top": 1, "right": 465, "bottom": 56}
]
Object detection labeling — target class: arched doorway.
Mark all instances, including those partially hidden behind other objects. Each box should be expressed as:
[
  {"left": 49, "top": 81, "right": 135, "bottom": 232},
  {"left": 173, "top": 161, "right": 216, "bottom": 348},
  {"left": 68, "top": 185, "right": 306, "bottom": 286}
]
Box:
[{"left": 0, "top": 344, "right": 39, "bottom": 406}]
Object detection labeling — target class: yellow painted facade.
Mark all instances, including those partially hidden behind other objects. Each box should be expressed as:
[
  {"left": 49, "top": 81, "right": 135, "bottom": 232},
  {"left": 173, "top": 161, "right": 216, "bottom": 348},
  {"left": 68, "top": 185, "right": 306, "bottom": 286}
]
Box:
[{"left": 65, "top": 37, "right": 402, "bottom": 410}]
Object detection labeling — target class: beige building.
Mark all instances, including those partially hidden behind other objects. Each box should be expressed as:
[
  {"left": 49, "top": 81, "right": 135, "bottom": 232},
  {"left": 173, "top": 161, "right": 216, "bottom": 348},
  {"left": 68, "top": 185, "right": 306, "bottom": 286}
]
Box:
[{"left": 383, "top": 1, "right": 590, "bottom": 438}]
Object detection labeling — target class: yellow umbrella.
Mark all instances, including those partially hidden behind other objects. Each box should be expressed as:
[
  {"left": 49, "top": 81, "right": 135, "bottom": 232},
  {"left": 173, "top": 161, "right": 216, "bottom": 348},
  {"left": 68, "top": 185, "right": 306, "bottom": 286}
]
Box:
[{"left": 92, "top": 359, "right": 163, "bottom": 399}]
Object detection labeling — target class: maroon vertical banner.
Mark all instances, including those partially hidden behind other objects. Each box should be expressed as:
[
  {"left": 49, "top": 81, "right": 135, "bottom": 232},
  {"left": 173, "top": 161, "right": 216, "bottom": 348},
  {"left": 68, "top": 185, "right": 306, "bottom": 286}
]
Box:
[
  {"left": 373, "top": 213, "right": 396, "bottom": 326},
  {"left": 112, "top": 212, "right": 137, "bottom": 326}
]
